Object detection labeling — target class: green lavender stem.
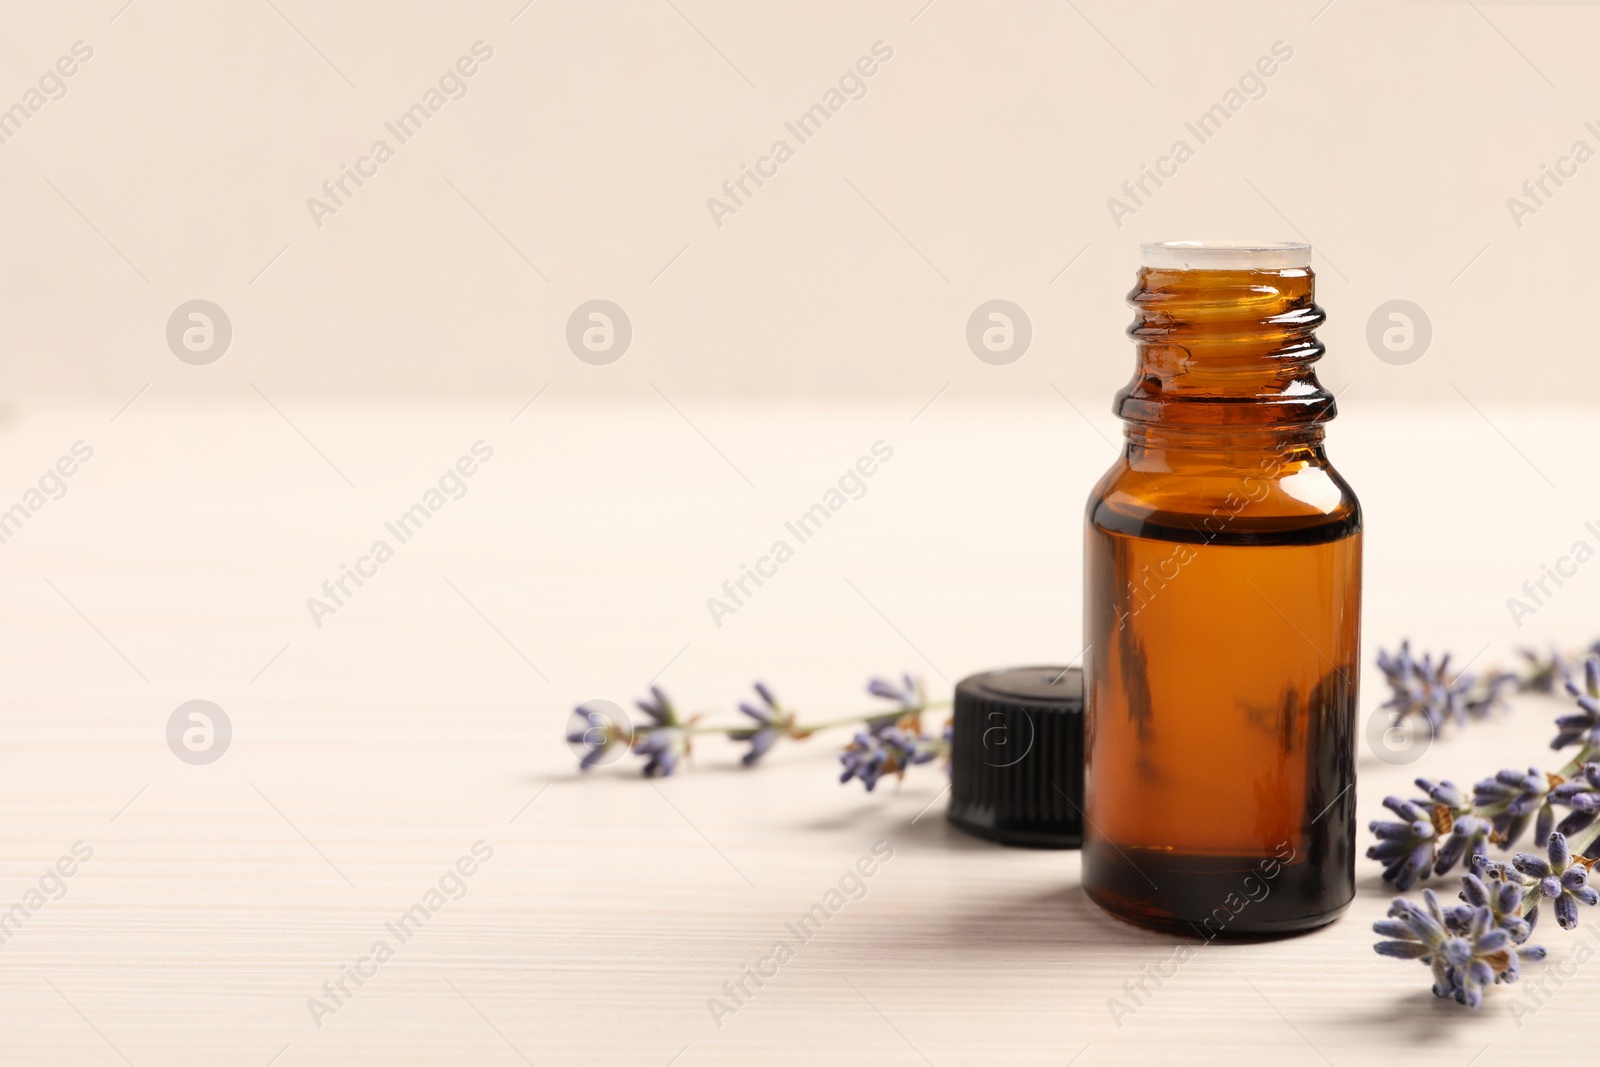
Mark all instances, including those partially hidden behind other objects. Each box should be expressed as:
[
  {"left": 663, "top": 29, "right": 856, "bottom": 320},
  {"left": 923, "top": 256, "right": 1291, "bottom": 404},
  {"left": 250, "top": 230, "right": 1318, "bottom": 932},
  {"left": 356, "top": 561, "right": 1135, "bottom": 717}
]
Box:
[
  {"left": 630, "top": 700, "right": 952, "bottom": 739},
  {"left": 800, "top": 700, "right": 952, "bottom": 733}
]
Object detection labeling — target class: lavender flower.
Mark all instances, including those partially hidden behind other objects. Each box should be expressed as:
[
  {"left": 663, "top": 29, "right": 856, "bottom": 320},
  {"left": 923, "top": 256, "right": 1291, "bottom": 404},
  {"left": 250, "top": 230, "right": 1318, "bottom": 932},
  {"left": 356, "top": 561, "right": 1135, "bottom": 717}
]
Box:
[
  {"left": 865, "top": 673, "right": 926, "bottom": 734},
  {"left": 1520, "top": 647, "right": 1575, "bottom": 694},
  {"left": 1368, "top": 796, "right": 1439, "bottom": 890},
  {"left": 1558, "top": 765, "right": 1600, "bottom": 804},
  {"left": 1465, "top": 671, "right": 1518, "bottom": 720},
  {"left": 728, "top": 682, "right": 795, "bottom": 767},
  {"left": 1470, "top": 852, "right": 1525, "bottom": 887},
  {"left": 1373, "top": 891, "right": 1451, "bottom": 985},
  {"left": 1447, "top": 906, "right": 1519, "bottom": 1006},
  {"left": 1367, "top": 779, "right": 1486, "bottom": 888},
  {"left": 838, "top": 732, "right": 888, "bottom": 791},
  {"left": 1512, "top": 832, "right": 1600, "bottom": 930},
  {"left": 566, "top": 703, "right": 631, "bottom": 771},
  {"left": 1377, "top": 643, "right": 1469, "bottom": 732},
  {"left": 867, "top": 672, "right": 924, "bottom": 710},
  {"left": 1424, "top": 780, "right": 1493, "bottom": 875},
  {"left": 839, "top": 726, "right": 934, "bottom": 792},
  {"left": 634, "top": 731, "right": 687, "bottom": 777},
  {"left": 1377, "top": 643, "right": 1516, "bottom": 736},
  {"left": 1552, "top": 656, "right": 1600, "bottom": 751},
  {"left": 1549, "top": 762, "right": 1600, "bottom": 839},
  {"left": 1373, "top": 890, "right": 1519, "bottom": 1005},
  {"left": 1473, "top": 766, "right": 1557, "bottom": 848},
  {"left": 633, "top": 686, "right": 691, "bottom": 777},
  {"left": 1448, "top": 871, "right": 1540, "bottom": 949}
]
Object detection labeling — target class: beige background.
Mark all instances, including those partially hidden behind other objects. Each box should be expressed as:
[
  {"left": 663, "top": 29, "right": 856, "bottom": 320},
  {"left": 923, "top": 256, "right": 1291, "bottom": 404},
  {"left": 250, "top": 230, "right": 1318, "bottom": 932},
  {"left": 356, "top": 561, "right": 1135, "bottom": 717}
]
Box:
[
  {"left": 0, "top": 0, "right": 1596, "bottom": 406},
  {"left": 3, "top": 2, "right": 1600, "bottom": 1064}
]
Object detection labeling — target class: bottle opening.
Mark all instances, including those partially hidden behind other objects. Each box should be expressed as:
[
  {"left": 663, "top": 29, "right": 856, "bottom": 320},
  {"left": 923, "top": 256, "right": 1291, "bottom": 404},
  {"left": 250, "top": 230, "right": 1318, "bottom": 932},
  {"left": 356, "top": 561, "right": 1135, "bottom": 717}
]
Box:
[{"left": 1140, "top": 241, "right": 1311, "bottom": 271}]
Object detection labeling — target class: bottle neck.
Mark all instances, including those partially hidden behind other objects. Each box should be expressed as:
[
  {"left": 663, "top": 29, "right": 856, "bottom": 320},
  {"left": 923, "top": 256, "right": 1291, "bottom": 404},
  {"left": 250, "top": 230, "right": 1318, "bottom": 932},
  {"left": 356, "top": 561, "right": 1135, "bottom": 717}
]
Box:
[
  {"left": 1123, "top": 423, "right": 1329, "bottom": 475},
  {"left": 1116, "top": 264, "right": 1335, "bottom": 433}
]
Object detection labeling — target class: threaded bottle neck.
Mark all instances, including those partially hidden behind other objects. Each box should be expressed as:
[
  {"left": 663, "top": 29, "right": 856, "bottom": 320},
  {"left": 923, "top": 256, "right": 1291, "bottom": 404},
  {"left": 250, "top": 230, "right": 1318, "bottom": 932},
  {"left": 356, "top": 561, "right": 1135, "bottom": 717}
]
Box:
[{"left": 1116, "top": 242, "right": 1334, "bottom": 432}]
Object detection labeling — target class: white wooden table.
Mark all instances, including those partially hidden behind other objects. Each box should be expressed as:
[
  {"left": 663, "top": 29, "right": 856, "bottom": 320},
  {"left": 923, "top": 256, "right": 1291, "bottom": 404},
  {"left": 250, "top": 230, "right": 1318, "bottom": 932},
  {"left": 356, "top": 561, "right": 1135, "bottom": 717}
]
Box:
[{"left": 0, "top": 400, "right": 1593, "bottom": 1065}]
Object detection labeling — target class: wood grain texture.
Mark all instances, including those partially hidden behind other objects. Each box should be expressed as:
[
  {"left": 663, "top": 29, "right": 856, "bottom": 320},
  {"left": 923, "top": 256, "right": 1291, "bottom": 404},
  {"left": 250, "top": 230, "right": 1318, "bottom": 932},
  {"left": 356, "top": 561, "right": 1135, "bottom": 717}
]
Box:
[{"left": 0, "top": 403, "right": 1590, "bottom": 1065}]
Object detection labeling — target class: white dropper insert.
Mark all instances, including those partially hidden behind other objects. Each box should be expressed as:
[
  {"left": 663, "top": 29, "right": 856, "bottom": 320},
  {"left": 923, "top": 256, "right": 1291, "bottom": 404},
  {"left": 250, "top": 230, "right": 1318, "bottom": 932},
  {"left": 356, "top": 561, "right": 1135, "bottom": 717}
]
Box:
[{"left": 1139, "top": 241, "right": 1311, "bottom": 270}]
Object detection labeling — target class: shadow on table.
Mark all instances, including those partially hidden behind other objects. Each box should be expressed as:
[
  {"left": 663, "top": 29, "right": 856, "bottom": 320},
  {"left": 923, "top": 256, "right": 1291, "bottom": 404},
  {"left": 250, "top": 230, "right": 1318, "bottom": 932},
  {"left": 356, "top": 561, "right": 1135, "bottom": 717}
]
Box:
[
  {"left": 1327, "top": 987, "right": 1493, "bottom": 1045},
  {"left": 791, "top": 799, "right": 993, "bottom": 845},
  {"left": 1358, "top": 869, "right": 1405, "bottom": 895},
  {"left": 919, "top": 880, "right": 1187, "bottom": 954}
]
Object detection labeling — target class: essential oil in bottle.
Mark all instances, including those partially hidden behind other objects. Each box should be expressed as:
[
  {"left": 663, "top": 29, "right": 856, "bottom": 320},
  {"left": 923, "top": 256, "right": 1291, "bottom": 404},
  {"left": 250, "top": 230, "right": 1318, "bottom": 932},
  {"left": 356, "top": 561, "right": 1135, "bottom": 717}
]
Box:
[{"left": 1081, "top": 241, "right": 1361, "bottom": 937}]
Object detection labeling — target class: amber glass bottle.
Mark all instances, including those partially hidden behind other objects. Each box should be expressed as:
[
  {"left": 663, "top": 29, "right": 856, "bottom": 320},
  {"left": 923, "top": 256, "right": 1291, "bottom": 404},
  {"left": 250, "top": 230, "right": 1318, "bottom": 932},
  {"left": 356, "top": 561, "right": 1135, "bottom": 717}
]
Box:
[{"left": 1082, "top": 242, "right": 1361, "bottom": 937}]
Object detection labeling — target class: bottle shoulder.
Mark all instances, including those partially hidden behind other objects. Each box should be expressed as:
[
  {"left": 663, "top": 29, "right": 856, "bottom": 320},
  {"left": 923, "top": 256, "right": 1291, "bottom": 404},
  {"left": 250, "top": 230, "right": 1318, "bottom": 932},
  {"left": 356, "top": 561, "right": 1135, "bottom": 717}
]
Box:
[{"left": 1086, "top": 453, "right": 1361, "bottom": 547}]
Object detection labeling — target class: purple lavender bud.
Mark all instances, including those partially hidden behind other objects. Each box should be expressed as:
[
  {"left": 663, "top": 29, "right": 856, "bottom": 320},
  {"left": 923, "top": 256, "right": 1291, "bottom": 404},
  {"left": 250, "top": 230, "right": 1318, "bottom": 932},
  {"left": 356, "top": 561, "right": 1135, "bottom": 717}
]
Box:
[
  {"left": 1372, "top": 919, "right": 1415, "bottom": 940},
  {"left": 1373, "top": 941, "right": 1430, "bottom": 959},
  {"left": 1585, "top": 656, "right": 1600, "bottom": 696},
  {"left": 1513, "top": 853, "right": 1553, "bottom": 878},
  {"left": 1549, "top": 831, "right": 1572, "bottom": 869},
  {"left": 1383, "top": 796, "right": 1426, "bottom": 820},
  {"left": 1417, "top": 778, "right": 1466, "bottom": 808},
  {"left": 1475, "top": 928, "right": 1510, "bottom": 953},
  {"left": 866, "top": 678, "right": 899, "bottom": 701},
  {"left": 1536, "top": 804, "right": 1556, "bottom": 843},
  {"left": 1495, "top": 882, "right": 1522, "bottom": 916}
]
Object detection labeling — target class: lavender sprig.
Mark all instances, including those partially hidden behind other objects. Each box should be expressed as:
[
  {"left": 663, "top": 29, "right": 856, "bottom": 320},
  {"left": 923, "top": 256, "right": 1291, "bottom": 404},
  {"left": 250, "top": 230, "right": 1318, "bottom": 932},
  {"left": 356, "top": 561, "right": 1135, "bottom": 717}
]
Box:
[
  {"left": 1519, "top": 641, "right": 1600, "bottom": 695},
  {"left": 839, "top": 726, "right": 936, "bottom": 791},
  {"left": 1376, "top": 642, "right": 1515, "bottom": 735},
  {"left": 566, "top": 673, "right": 949, "bottom": 778},
  {"left": 1373, "top": 886, "right": 1535, "bottom": 1007},
  {"left": 1471, "top": 655, "right": 1600, "bottom": 859},
  {"left": 1367, "top": 647, "right": 1600, "bottom": 1010},
  {"left": 837, "top": 675, "right": 952, "bottom": 791},
  {"left": 1366, "top": 779, "right": 1487, "bottom": 889},
  {"left": 633, "top": 687, "right": 694, "bottom": 777},
  {"left": 1552, "top": 656, "right": 1600, "bottom": 751},
  {"left": 727, "top": 682, "right": 795, "bottom": 767},
  {"left": 1473, "top": 766, "right": 1558, "bottom": 849},
  {"left": 1511, "top": 832, "right": 1600, "bottom": 930}
]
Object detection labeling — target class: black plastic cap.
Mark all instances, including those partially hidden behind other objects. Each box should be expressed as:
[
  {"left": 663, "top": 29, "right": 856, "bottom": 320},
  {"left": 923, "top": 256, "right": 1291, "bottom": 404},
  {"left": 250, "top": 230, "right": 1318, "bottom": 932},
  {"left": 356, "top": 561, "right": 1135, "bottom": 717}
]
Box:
[{"left": 946, "top": 665, "right": 1085, "bottom": 849}]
